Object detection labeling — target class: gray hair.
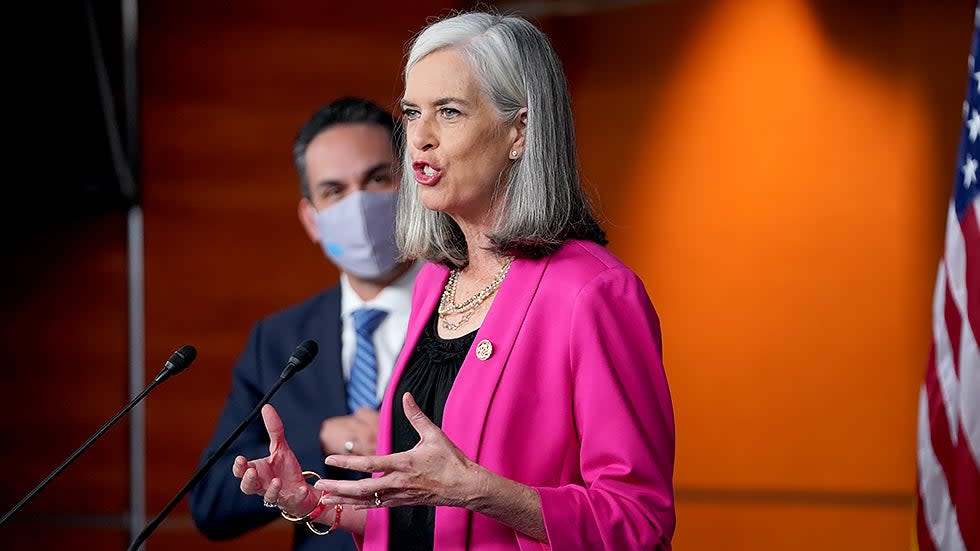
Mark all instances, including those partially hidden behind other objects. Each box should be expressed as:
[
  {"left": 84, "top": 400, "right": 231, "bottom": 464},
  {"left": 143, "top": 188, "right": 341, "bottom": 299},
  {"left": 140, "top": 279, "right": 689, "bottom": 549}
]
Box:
[{"left": 396, "top": 10, "right": 606, "bottom": 268}]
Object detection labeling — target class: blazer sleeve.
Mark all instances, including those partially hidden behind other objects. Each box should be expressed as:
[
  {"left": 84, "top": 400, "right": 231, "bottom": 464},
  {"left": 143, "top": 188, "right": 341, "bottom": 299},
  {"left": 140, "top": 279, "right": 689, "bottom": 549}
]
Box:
[
  {"left": 187, "top": 321, "right": 324, "bottom": 540},
  {"left": 529, "top": 267, "right": 675, "bottom": 550}
]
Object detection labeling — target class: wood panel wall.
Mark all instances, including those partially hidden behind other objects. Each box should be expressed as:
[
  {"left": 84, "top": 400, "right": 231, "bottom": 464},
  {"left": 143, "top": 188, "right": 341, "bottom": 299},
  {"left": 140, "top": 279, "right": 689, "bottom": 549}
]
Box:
[
  {"left": 1, "top": 1, "right": 972, "bottom": 549},
  {"left": 138, "top": 1, "right": 465, "bottom": 549}
]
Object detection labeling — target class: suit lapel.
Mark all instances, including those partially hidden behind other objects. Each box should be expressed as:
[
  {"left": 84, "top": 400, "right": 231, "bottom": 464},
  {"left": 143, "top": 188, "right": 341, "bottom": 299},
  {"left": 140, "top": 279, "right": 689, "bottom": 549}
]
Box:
[{"left": 316, "top": 287, "right": 347, "bottom": 410}]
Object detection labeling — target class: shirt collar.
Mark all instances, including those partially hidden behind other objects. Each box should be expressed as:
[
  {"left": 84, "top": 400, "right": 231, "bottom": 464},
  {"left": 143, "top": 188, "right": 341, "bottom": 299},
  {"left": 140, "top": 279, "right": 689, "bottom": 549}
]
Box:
[{"left": 340, "top": 260, "right": 423, "bottom": 318}]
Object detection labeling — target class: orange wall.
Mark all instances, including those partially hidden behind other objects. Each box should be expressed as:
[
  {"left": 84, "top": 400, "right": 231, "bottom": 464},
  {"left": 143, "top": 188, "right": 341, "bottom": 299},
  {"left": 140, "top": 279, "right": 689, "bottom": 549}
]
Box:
[{"left": 550, "top": 0, "right": 972, "bottom": 548}]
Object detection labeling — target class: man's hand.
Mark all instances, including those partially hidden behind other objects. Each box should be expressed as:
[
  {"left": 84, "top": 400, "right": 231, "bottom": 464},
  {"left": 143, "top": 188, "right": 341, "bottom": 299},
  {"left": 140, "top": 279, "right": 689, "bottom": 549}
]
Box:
[{"left": 319, "top": 408, "right": 379, "bottom": 456}]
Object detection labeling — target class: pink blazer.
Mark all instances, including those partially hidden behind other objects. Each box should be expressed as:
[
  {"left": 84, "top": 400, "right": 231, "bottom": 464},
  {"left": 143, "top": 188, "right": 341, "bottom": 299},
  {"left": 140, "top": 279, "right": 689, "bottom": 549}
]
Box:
[{"left": 362, "top": 240, "right": 675, "bottom": 550}]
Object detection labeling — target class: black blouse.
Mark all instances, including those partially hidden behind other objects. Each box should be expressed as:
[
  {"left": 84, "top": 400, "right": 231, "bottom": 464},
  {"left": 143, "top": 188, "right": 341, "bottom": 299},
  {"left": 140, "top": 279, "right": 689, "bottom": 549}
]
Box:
[{"left": 389, "top": 307, "right": 477, "bottom": 551}]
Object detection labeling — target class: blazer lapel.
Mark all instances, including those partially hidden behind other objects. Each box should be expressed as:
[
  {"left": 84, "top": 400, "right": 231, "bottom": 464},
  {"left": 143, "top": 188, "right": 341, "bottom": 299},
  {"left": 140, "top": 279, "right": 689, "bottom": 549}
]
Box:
[
  {"left": 365, "top": 263, "right": 447, "bottom": 551},
  {"left": 376, "top": 263, "right": 447, "bottom": 455},
  {"left": 434, "top": 254, "right": 550, "bottom": 549}
]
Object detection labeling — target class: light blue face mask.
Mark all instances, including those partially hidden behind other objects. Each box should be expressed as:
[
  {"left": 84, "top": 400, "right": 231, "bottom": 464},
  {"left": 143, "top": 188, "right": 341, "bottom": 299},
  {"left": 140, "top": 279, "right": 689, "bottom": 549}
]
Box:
[{"left": 314, "top": 190, "right": 400, "bottom": 280}]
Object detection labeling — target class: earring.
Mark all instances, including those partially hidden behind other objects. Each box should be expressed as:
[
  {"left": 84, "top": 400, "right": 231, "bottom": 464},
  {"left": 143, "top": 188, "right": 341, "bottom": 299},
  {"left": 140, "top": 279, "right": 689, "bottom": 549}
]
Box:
[{"left": 510, "top": 150, "right": 519, "bottom": 158}]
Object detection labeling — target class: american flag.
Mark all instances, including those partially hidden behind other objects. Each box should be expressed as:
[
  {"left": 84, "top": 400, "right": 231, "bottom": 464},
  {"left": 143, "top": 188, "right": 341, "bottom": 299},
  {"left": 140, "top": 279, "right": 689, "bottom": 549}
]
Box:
[{"left": 916, "top": 5, "right": 980, "bottom": 551}]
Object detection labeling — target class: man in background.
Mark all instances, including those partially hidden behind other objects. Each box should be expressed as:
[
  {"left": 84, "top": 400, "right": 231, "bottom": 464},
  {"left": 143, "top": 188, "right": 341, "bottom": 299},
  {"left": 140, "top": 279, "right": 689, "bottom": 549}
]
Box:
[{"left": 189, "top": 97, "right": 419, "bottom": 551}]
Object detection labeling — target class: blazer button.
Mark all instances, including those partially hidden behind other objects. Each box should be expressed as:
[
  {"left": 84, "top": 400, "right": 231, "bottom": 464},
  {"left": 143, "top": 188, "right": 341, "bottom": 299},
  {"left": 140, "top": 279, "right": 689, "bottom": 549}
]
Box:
[{"left": 475, "top": 339, "right": 493, "bottom": 361}]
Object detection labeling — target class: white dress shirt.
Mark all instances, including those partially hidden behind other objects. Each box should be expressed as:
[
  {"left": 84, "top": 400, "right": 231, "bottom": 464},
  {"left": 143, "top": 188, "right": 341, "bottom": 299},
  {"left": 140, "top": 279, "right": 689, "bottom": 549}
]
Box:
[{"left": 339, "top": 261, "right": 422, "bottom": 404}]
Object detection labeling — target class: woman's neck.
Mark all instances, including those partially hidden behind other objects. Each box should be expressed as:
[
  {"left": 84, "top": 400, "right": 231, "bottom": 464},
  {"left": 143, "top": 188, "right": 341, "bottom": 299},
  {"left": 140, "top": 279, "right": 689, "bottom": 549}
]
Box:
[
  {"left": 434, "top": 216, "right": 513, "bottom": 338},
  {"left": 456, "top": 220, "right": 506, "bottom": 276}
]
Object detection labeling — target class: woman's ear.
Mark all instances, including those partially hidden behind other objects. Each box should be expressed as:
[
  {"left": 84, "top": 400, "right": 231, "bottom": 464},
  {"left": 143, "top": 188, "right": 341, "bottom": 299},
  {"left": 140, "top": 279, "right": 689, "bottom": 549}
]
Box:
[
  {"left": 297, "top": 198, "right": 320, "bottom": 243},
  {"left": 510, "top": 107, "right": 528, "bottom": 156}
]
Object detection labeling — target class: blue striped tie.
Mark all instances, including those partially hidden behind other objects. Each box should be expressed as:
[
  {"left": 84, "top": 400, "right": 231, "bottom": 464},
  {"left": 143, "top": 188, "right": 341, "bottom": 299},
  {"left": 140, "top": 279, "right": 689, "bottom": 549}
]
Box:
[{"left": 347, "top": 308, "right": 387, "bottom": 413}]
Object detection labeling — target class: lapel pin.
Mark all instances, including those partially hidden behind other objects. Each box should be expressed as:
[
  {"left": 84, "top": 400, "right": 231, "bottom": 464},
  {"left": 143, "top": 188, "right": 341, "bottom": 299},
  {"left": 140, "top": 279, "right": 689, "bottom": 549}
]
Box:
[{"left": 475, "top": 339, "right": 493, "bottom": 361}]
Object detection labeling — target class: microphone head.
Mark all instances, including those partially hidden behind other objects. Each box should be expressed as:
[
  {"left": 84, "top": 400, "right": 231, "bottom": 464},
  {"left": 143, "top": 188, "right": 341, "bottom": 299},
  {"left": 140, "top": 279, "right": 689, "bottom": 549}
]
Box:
[
  {"left": 164, "top": 344, "right": 197, "bottom": 375},
  {"left": 286, "top": 340, "right": 318, "bottom": 374}
]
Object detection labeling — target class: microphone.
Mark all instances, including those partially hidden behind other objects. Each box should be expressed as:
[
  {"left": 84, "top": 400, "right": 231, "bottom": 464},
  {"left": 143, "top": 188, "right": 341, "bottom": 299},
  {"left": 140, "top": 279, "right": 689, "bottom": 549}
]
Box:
[
  {"left": 155, "top": 344, "right": 196, "bottom": 383},
  {"left": 127, "top": 339, "right": 319, "bottom": 551},
  {"left": 0, "top": 345, "right": 197, "bottom": 528}
]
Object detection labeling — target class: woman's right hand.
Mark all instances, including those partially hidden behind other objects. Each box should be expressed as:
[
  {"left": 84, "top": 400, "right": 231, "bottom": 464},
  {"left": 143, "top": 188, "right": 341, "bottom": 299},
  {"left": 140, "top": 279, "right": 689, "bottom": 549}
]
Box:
[{"left": 232, "top": 404, "right": 319, "bottom": 517}]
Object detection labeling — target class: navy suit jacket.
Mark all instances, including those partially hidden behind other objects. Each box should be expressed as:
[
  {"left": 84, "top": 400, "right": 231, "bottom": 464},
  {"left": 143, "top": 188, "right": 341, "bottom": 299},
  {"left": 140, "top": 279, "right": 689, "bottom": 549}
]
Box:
[{"left": 189, "top": 286, "right": 358, "bottom": 551}]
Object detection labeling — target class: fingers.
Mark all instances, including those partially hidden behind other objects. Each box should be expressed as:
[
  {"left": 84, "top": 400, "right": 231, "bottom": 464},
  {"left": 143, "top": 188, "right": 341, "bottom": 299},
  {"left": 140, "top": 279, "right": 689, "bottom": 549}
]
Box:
[
  {"left": 351, "top": 412, "right": 378, "bottom": 455},
  {"left": 239, "top": 465, "right": 262, "bottom": 495},
  {"left": 263, "top": 478, "right": 282, "bottom": 505},
  {"left": 313, "top": 477, "right": 388, "bottom": 505},
  {"left": 314, "top": 476, "right": 419, "bottom": 511},
  {"left": 353, "top": 407, "right": 379, "bottom": 424},
  {"left": 235, "top": 457, "right": 267, "bottom": 496},
  {"left": 319, "top": 416, "right": 350, "bottom": 456},
  {"left": 272, "top": 479, "right": 312, "bottom": 511},
  {"left": 402, "top": 392, "right": 438, "bottom": 439},
  {"left": 359, "top": 435, "right": 377, "bottom": 456},
  {"left": 325, "top": 452, "right": 392, "bottom": 474},
  {"left": 239, "top": 467, "right": 314, "bottom": 512},
  {"left": 232, "top": 455, "right": 249, "bottom": 478},
  {"left": 262, "top": 404, "right": 287, "bottom": 453},
  {"left": 320, "top": 413, "right": 377, "bottom": 456}
]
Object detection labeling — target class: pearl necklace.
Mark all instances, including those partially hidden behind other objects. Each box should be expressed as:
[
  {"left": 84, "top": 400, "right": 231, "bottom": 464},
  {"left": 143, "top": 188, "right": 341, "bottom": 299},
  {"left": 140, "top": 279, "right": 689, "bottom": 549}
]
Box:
[{"left": 438, "top": 258, "right": 514, "bottom": 331}]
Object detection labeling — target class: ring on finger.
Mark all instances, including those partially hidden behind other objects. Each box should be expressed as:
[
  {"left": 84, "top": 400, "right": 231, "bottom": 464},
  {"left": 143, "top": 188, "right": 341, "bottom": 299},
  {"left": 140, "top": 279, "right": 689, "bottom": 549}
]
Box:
[
  {"left": 262, "top": 498, "right": 278, "bottom": 508},
  {"left": 374, "top": 491, "right": 382, "bottom": 507},
  {"left": 344, "top": 440, "right": 355, "bottom": 453}
]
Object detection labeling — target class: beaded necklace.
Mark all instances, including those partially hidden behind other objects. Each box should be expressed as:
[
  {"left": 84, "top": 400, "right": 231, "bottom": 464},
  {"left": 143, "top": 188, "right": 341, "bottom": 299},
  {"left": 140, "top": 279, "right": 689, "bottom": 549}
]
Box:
[{"left": 438, "top": 258, "right": 514, "bottom": 331}]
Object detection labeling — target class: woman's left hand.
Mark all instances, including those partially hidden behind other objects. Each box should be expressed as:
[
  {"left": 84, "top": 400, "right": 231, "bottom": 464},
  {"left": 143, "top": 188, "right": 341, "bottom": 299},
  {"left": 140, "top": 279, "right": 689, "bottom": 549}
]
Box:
[{"left": 313, "top": 392, "right": 486, "bottom": 510}]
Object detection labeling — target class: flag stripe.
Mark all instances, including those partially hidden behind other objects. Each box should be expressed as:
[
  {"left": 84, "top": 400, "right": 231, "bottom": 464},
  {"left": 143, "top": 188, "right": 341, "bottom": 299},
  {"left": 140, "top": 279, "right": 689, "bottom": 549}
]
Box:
[
  {"left": 952, "top": 422, "right": 980, "bottom": 550},
  {"left": 945, "top": 204, "right": 969, "bottom": 328},
  {"left": 960, "top": 305, "right": 980, "bottom": 467},
  {"left": 963, "top": 205, "right": 980, "bottom": 345},
  {"left": 917, "top": 7, "right": 980, "bottom": 550},
  {"left": 918, "top": 490, "right": 940, "bottom": 551},
  {"left": 933, "top": 265, "right": 963, "bottom": 443},
  {"left": 927, "top": 344, "right": 959, "bottom": 497},
  {"left": 946, "top": 277, "right": 963, "bottom": 374},
  {"left": 919, "top": 385, "right": 968, "bottom": 551}
]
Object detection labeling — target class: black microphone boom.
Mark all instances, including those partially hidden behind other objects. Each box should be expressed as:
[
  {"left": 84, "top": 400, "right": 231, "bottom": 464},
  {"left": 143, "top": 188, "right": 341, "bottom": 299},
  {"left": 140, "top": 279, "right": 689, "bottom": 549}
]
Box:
[
  {"left": 0, "top": 345, "right": 197, "bottom": 528},
  {"left": 126, "top": 339, "right": 318, "bottom": 551}
]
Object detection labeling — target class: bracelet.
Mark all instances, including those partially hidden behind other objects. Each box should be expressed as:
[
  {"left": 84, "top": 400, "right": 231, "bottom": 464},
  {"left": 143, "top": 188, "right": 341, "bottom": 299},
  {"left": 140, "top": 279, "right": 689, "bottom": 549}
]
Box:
[
  {"left": 280, "top": 471, "right": 326, "bottom": 523},
  {"left": 306, "top": 503, "right": 343, "bottom": 536}
]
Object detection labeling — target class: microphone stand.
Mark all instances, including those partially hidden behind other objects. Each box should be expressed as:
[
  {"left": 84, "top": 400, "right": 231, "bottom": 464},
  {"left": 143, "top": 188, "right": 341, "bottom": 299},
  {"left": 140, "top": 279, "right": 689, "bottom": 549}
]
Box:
[
  {"left": 127, "top": 340, "right": 316, "bottom": 551},
  {"left": 0, "top": 344, "right": 195, "bottom": 528}
]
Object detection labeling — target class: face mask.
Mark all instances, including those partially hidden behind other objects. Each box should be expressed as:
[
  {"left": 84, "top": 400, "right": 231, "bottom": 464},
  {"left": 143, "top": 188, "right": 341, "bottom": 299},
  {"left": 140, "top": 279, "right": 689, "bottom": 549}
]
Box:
[{"left": 313, "top": 190, "right": 400, "bottom": 280}]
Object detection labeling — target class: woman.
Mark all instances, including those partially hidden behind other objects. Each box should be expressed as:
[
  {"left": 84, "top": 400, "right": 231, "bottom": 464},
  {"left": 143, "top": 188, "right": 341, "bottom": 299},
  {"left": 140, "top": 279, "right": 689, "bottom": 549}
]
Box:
[{"left": 234, "top": 10, "right": 675, "bottom": 550}]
